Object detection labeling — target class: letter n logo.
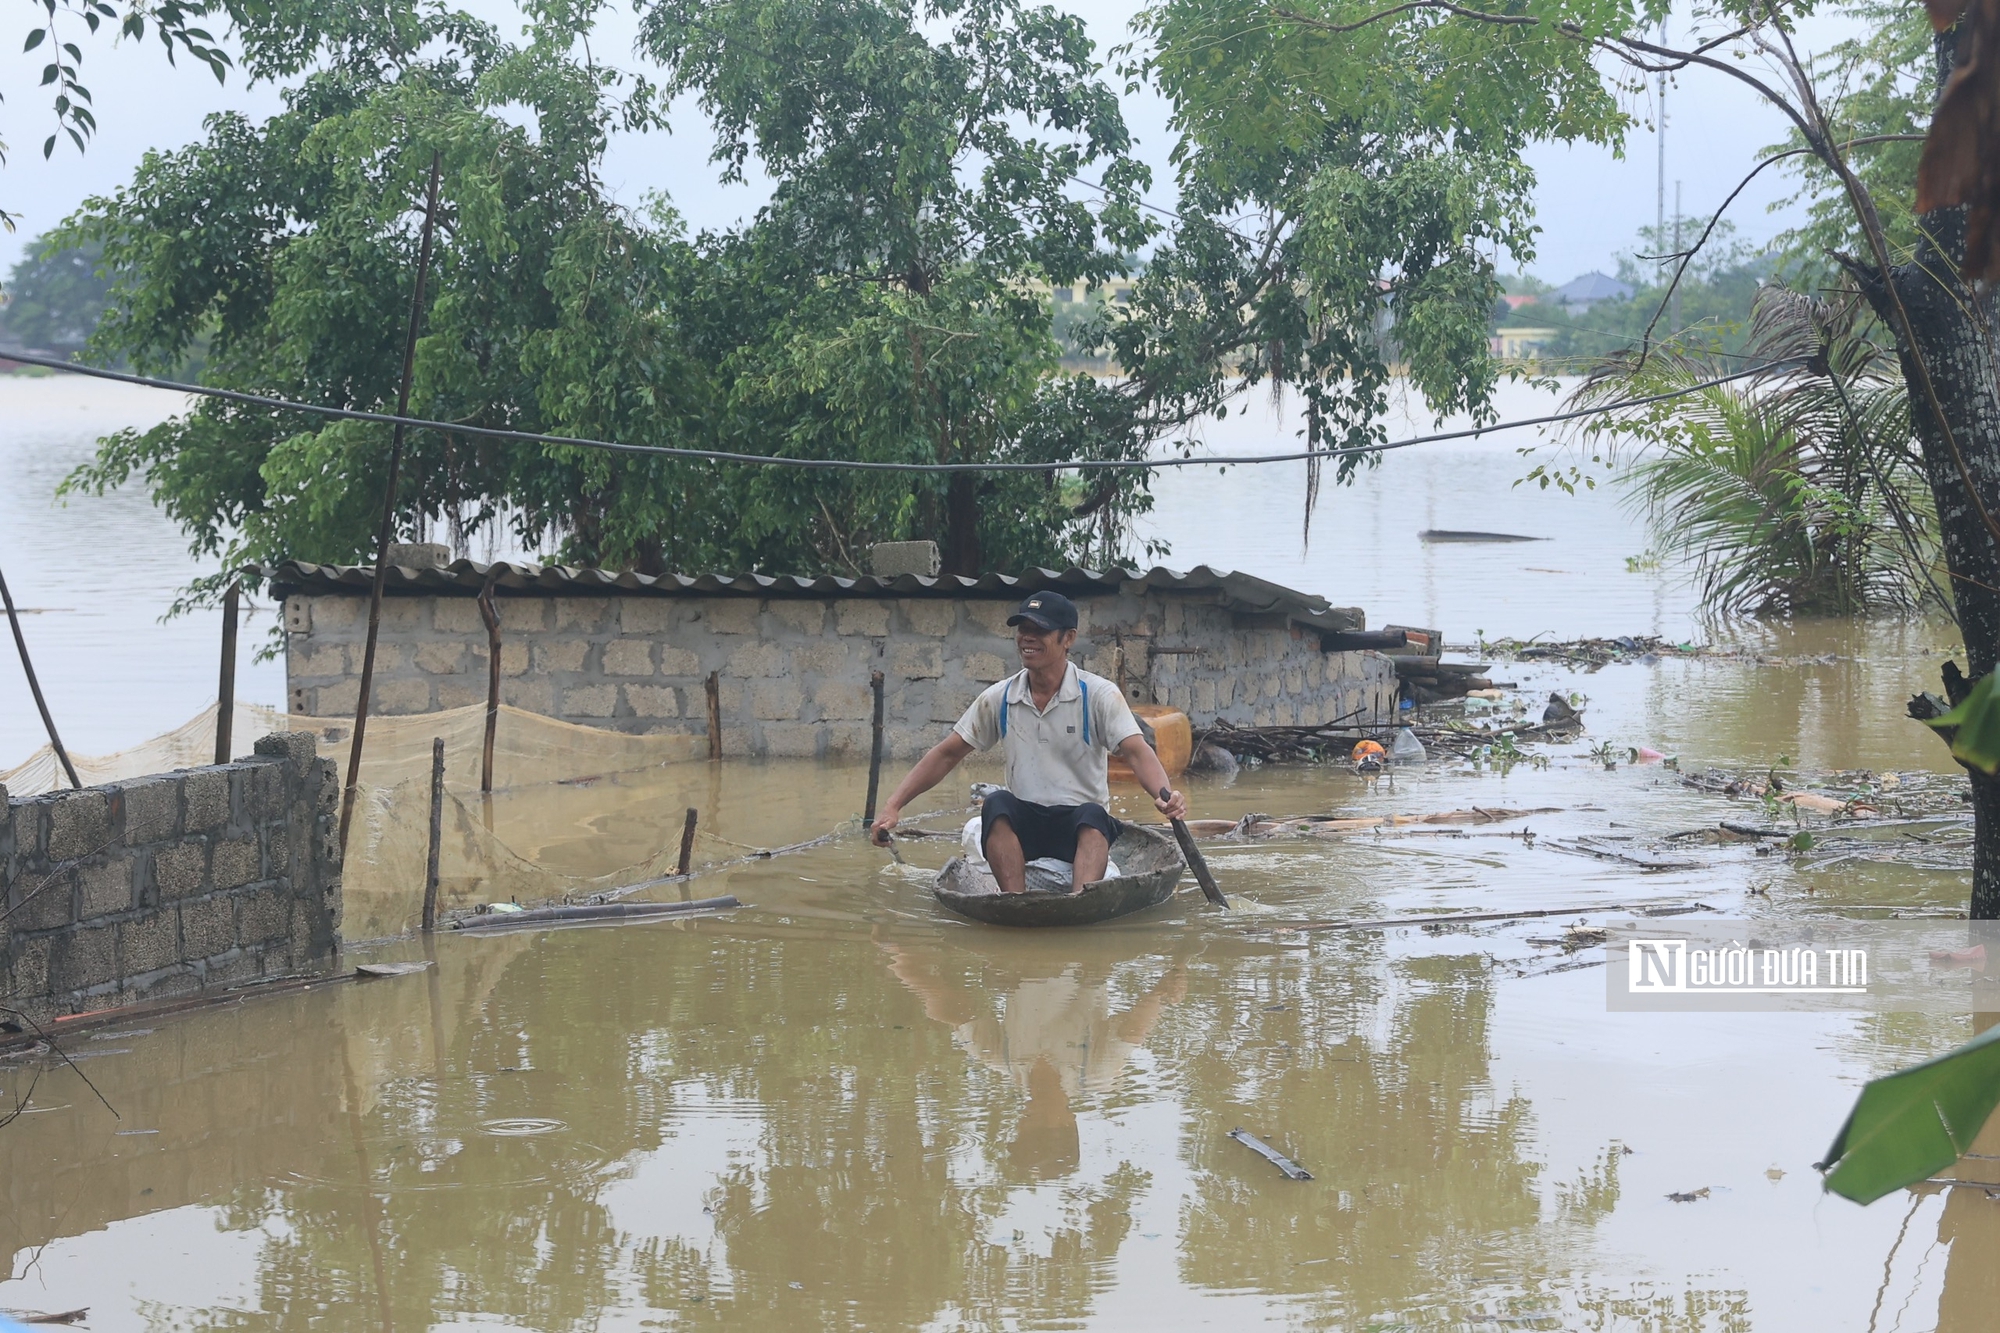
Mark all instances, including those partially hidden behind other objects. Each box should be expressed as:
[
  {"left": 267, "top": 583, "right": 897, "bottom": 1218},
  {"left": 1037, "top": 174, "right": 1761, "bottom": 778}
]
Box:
[{"left": 1630, "top": 940, "right": 1686, "bottom": 992}]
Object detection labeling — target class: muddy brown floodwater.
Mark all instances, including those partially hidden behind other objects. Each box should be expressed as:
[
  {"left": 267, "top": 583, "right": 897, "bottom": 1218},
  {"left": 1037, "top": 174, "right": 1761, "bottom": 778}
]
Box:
[
  {"left": 5, "top": 620, "right": 1998, "bottom": 1330},
  {"left": 4, "top": 382, "right": 1996, "bottom": 1328}
]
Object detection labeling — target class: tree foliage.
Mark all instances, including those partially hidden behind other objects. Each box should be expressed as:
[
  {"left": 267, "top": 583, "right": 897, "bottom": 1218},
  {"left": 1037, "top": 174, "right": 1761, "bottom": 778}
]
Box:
[
  {"left": 60, "top": 0, "right": 1169, "bottom": 587},
  {"left": 0, "top": 237, "right": 115, "bottom": 349},
  {"left": 1495, "top": 222, "right": 1778, "bottom": 365},
  {"left": 1128, "top": 0, "right": 1635, "bottom": 513},
  {"left": 1570, "top": 287, "right": 1939, "bottom": 617},
  {"left": 4, "top": 0, "right": 239, "bottom": 231}
]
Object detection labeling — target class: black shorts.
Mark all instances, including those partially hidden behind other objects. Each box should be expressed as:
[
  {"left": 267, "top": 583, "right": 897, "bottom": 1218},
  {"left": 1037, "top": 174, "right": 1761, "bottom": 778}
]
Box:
[{"left": 980, "top": 790, "right": 1120, "bottom": 863}]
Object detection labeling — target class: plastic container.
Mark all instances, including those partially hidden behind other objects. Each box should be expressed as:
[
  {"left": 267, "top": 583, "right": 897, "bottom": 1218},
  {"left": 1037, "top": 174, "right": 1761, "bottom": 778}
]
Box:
[{"left": 1389, "top": 727, "right": 1428, "bottom": 764}]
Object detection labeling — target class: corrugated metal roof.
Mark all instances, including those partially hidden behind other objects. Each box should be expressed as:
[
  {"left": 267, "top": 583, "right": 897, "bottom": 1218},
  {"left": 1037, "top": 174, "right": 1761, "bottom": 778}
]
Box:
[{"left": 260, "top": 559, "right": 1364, "bottom": 632}]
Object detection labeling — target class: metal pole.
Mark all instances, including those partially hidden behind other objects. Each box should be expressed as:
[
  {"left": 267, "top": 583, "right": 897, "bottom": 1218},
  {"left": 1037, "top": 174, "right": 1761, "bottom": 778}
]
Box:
[
  {"left": 422, "top": 736, "right": 444, "bottom": 932},
  {"left": 1670, "top": 180, "right": 1684, "bottom": 336},
  {"left": 339, "top": 149, "right": 444, "bottom": 855},
  {"left": 478, "top": 570, "right": 501, "bottom": 793},
  {"left": 214, "top": 578, "right": 240, "bottom": 765},
  {"left": 1656, "top": 19, "right": 1667, "bottom": 290},
  {"left": 0, "top": 565, "right": 81, "bottom": 789},
  {"left": 676, "top": 807, "right": 698, "bottom": 876},
  {"left": 705, "top": 671, "right": 722, "bottom": 761},
  {"left": 863, "top": 669, "right": 886, "bottom": 826}
]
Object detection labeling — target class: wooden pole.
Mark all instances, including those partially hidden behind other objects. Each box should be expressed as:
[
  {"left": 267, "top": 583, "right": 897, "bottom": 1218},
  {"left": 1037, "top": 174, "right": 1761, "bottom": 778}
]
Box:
[
  {"left": 478, "top": 571, "right": 501, "bottom": 793},
  {"left": 863, "top": 669, "right": 886, "bottom": 826},
  {"left": 422, "top": 736, "right": 445, "bottom": 932},
  {"left": 339, "top": 150, "right": 444, "bottom": 855},
  {"left": 705, "top": 670, "right": 722, "bottom": 760},
  {"left": 214, "top": 579, "right": 240, "bottom": 765},
  {"left": 676, "top": 807, "right": 698, "bottom": 876},
  {"left": 0, "top": 565, "right": 81, "bottom": 789}
]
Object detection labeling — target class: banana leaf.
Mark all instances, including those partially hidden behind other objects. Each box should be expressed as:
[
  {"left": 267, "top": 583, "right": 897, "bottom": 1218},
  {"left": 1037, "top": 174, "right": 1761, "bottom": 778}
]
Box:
[{"left": 1821, "top": 1022, "right": 2000, "bottom": 1203}]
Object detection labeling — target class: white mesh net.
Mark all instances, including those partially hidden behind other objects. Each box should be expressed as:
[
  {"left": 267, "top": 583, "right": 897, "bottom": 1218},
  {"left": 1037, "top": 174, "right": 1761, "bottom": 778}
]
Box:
[{"left": 6, "top": 703, "right": 855, "bottom": 943}]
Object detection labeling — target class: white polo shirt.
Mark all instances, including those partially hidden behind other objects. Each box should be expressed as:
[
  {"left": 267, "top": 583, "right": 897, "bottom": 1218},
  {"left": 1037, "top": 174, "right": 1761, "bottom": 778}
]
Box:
[{"left": 953, "top": 662, "right": 1142, "bottom": 807}]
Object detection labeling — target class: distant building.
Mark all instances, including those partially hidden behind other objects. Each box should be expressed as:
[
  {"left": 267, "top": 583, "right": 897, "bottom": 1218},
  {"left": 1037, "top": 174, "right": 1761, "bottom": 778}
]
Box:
[
  {"left": 1502, "top": 293, "right": 1541, "bottom": 311},
  {"left": 1550, "top": 272, "right": 1634, "bottom": 311},
  {"left": 1490, "top": 328, "right": 1557, "bottom": 361},
  {"left": 1046, "top": 280, "right": 1136, "bottom": 306}
]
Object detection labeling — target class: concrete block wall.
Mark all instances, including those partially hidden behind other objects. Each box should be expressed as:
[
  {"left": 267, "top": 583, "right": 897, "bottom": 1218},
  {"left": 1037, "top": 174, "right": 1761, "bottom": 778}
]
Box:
[
  {"left": 1, "top": 733, "right": 343, "bottom": 1025},
  {"left": 283, "top": 588, "right": 1398, "bottom": 760}
]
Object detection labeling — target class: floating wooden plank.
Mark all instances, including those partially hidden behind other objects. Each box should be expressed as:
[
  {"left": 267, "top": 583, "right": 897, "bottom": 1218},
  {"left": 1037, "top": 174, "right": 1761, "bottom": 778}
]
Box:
[
  {"left": 1418, "top": 530, "right": 1546, "bottom": 543},
  {"left": 1229, "top": 1128, "right": 1313, "bottom": 1180},
  {"left": 453, "top": 896, "right": 741, "bottom": 931},
  {"left": 355, "top": 961, "right": 433, "bottom": 979}
]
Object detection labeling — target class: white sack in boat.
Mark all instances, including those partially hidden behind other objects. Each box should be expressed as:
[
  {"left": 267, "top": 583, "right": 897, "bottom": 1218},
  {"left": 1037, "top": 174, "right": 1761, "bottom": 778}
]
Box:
[{"left": 959, "top": 816, "right": 1120, "bottom": 883}]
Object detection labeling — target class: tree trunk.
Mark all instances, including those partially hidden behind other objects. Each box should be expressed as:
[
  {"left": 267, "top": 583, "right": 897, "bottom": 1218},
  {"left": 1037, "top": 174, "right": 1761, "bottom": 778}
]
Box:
[
  {"left": 1859, "top": 202, "right": 2000, "bottom": 917},
  {"left": 940, "top": 472, "right": 982, "bottom": 576}
]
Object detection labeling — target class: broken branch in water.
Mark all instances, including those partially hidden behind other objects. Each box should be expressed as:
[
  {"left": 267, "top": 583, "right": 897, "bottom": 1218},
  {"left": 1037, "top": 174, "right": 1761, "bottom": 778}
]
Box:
[{"left": 1540, "top": 838, "right": 1702, "bottom": 872}]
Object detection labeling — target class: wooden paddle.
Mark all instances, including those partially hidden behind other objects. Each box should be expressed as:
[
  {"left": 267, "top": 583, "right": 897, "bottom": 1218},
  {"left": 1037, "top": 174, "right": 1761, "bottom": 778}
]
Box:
[{"left": 1161, "top": 786, "right": 1227, "bottom": 908}]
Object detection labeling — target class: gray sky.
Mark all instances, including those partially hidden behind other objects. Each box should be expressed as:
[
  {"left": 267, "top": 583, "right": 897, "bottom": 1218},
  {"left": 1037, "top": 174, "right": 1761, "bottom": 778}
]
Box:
[{"left": 0, "top": 2, "right": 1843, "bottom": 287}]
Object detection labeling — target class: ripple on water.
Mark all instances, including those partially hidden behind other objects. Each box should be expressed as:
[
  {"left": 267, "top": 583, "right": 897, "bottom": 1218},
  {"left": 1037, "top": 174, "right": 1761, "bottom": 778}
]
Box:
[{"left": 480, "top": 1116, "right": 567, "bottom": 1137}]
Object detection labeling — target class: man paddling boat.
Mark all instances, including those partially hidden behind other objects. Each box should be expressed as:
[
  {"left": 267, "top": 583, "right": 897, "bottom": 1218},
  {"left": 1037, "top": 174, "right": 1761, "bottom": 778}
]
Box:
[{"left": 870, "top": 591, "right": 1188, "bottom": 893}]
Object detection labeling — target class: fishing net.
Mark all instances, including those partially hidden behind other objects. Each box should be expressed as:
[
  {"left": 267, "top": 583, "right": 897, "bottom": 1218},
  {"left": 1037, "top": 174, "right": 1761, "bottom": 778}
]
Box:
[
  {"left": 0, "top": 702, "right": 291, "bottom": 795},
  {"left": 6, "top": 702, "right": 866, "bottom": 941}
]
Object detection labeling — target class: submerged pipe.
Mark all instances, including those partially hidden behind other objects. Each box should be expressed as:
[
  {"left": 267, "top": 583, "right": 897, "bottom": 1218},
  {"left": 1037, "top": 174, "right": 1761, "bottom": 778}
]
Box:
[
  {"left": 339, "top": 149, "right": 444, "bottom": 855},
  {"left": 0, "top": 564, "right": 81, "bottom": 789},
  {"left": 214, "top": 579, "right": 240, "bottom": 765}
]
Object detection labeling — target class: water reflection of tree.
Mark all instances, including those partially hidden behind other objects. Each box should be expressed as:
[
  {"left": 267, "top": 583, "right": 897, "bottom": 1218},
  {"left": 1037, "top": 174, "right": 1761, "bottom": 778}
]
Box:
[
  {"left": 1164, "top": 945, "right": 1552, "bottom": 1319},
  {"left": 95, "top": 921, "right": 1748, "bottom": 1330}
]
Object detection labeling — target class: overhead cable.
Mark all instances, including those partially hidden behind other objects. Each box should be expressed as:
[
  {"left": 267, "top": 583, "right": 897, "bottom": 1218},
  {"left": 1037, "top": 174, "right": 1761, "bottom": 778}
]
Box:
[{"left": 1, "top": 349, "right": 1808, "bottom": 474}]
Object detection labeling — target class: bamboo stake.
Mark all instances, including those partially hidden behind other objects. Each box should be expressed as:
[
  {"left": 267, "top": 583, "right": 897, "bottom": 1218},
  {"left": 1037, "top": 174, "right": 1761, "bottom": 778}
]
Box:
[
  {"left": 863, "top": 669, "right": 886, "bottom": 826},
  {"left": 338, "top": 150, "right": 444, "bottom": 855},
  {"left": 478, "top": 570, "right": 501, "bottom": 793},
  {"left": 705, "top": 670, "right": 722, "bottom": 760},
  {"left": 214, "top": 579, "right": 240, "bottom": 765},
  {"left": 422, "top": 736, "right": 445, "bottom": 932},
  {"left": 676, "top": 807, "right": 699, "bottom": 876},
  {"left": 0, "top": 564, "right": 81, "bottom": 789}
]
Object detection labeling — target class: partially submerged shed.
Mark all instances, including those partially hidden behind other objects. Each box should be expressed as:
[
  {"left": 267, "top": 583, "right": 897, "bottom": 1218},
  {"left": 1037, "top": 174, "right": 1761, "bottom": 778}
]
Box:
[{"left": 266, "top": 556, "right": 1400, "bottom": 761}]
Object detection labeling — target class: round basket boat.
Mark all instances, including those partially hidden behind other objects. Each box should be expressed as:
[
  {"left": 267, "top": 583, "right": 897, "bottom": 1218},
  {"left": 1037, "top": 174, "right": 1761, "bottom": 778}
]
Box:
[{"left": 931, "top": 824, "right": 1186, "bottom": 927}]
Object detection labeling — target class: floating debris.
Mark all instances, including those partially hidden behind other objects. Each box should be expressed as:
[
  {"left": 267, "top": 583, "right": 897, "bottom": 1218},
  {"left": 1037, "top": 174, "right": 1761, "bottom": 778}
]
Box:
[
  {"left": 1419, "top": 530, "right": 1547, "bottom": 543},
  {"left": 1229, "top": 1128, "right": 1313, "bottom": 1180}
]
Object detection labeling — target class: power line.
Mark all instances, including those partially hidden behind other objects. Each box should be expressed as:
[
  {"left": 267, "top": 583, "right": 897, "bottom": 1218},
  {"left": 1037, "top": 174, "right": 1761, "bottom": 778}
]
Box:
[{"left": 1, "top": 348, "right": 1806, "bottom": 474}]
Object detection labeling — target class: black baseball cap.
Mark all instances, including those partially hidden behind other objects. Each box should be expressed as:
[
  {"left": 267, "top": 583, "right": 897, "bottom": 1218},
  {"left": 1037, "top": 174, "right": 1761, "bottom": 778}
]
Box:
[{"left": 1007, "top": 591, "right": 1078, "bottom": 632}]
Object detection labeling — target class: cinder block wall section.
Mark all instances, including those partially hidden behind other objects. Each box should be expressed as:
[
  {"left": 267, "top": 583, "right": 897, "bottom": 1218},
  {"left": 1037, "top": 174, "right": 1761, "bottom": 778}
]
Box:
[
  {"left": 283, "top": 589, "right": 1399, "bottom": 760},
  {"left": 1, "top": 733, "right": 343, "bottom": 1025}
]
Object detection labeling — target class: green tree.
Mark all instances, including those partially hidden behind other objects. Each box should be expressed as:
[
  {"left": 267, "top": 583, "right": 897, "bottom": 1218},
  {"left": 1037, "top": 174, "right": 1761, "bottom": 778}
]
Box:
[
  {"left": 1495, "top": 221, "right": 1778, "bottom": 366},
  {"left": 58, "top": 0, "right": 1164, "bottom": 585},
  {"left": 1147, "top": 0, "right": 1996, "bottom": 912},
  {"left": 0, "top": 236, "right": 115, "bottom": 349},
  {"left": 1127, "top": 0, "right": 1630, "bottom": 532},
  {"left": 1572, "top": 285, "right": 1939, "bottom": 616},
  {"left": 4, "top": 0, "right": 237, "bottom": 231},
  {"left": 636, "top": 0, "right": 1162, "bottom": 573}
]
